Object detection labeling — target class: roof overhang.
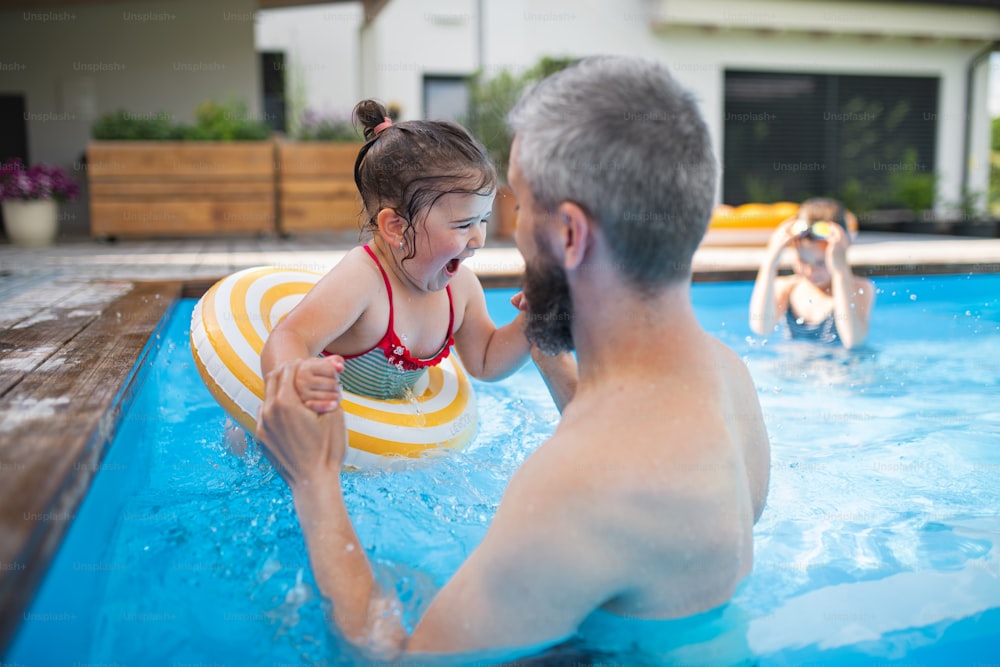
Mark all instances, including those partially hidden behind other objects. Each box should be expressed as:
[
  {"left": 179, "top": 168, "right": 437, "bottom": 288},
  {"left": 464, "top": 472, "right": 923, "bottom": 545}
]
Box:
[
  {"left": 0, "top": 0, "right": 389, "bottom": 22},
  {"left": 646, "top": 0, "right": 1000, "bottom": 42}
]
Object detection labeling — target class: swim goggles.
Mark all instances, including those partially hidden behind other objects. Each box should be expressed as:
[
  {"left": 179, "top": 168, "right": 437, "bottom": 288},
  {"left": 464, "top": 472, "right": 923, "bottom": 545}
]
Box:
[{"left": 791, "top": 220, "right": 834, "bottom": 241}]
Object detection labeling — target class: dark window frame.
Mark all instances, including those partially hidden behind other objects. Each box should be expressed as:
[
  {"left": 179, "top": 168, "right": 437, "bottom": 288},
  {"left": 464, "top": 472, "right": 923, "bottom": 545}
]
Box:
[
  {"left": 722, "top": 70, "right": 939, "bottom": 216},
  {"left": 422, "top": 74, "right": 470, "bottom": 122}
]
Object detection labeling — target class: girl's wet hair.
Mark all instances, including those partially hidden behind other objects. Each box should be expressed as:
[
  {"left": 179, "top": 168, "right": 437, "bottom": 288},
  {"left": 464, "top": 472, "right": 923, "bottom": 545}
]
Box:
[
  {"left": 799, "top": 197, "right": 847, "bottom": 229},
  {"left": 352, "top": 100, "right": 497, "bottom": 260}
]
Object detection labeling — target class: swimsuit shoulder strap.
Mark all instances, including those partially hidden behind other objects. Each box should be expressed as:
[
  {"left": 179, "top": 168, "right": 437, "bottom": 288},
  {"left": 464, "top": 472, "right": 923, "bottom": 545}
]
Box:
[
  {"left": 444, "top": 284, "right": 455, "bottom": 346},
  {"left": 363, "top": 244, "right": 395, "bottom": 334}
]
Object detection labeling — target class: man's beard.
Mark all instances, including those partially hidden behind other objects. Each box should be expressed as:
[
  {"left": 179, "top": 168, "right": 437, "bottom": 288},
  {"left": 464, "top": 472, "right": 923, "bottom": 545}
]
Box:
[{"left": 522, "top": 248, "right": 574, "bottom": 355}]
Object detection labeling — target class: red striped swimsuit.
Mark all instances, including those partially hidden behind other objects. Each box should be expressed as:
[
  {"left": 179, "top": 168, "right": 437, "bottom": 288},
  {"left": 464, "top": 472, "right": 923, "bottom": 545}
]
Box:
[{"left": 324, "top": 245, "right": 454, "bottom": 399}]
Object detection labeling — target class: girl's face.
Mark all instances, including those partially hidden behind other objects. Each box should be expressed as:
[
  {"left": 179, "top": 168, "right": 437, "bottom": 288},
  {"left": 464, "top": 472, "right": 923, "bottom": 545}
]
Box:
[
  {"left": 407, "top": 190, "right": 495, "bottom": 291},
  {"left": 793, "top": 238, "right": 831, "bottom": 287}
]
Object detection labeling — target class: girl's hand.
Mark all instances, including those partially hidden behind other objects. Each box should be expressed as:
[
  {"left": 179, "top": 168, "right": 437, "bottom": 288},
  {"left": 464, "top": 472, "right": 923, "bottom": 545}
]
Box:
[
  {"left": 824, "top": 223, "right": 850, "bottom": 273},
  {"left": 766, "top": 217, "right": 801, "bottom": 254},
  {"left": 292, "top": 356, "right": 345, "bottom": 414},
  {"left": 256, "top": 360, "right": 347, "bottom": 488},
  {"left": 510, "top": 291, "right": 527, "bottom": 312}
]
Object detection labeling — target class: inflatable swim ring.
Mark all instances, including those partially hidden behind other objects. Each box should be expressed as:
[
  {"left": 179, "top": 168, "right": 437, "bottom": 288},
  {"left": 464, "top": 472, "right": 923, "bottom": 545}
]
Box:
[{"left": 190, "top": 266, "right": 478, "bottom": 469}]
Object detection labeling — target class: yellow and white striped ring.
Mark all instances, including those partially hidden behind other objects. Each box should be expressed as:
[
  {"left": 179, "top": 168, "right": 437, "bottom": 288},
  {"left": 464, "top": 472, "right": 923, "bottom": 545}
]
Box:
[{"left": 189, "top": 266, "right": 478, "bottom": 469}]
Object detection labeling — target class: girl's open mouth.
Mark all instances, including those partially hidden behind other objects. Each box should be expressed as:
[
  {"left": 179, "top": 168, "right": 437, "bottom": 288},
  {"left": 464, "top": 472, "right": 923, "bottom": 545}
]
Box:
[{"left": 445, "top": 257, "right": 461, "bottom": 276}]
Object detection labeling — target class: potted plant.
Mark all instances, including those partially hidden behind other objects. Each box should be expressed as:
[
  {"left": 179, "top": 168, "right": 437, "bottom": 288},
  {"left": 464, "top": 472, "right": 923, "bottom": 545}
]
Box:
[
  {"left": 276, "top": 109, "right": 365, "bottom": 236},
  {"left": 87, "top": 99, "right": 276, "bottom": 239},
  {"left": 463, "top": 56, "right": 575, "bottom": 238},
  {"left": 0, "top": 159, "right": 80, "bottom": 247}
]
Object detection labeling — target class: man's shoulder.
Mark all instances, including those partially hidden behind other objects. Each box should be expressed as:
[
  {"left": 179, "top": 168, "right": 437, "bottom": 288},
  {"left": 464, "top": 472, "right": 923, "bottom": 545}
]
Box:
[{"left": 502, "top": 426, "right": 630, "bottom": 520}]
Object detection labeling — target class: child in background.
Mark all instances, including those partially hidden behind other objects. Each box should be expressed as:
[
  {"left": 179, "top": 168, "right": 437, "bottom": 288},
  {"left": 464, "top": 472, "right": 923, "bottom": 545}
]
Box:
[
  {"left": 261, "top": 99, "right": 530, "bottom": 412},
  {"left": 749, "top": 197, "right": 875, "bottom": 349}
]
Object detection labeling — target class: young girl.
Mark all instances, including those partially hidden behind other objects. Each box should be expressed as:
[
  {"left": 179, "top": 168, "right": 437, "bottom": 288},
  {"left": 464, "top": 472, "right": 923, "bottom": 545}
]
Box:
[
  {"left": 261, "top": 100, "right": 530, "bottom": 413},
  {"left": 748, "top": 197, "right": 875, "bottom": 349}
]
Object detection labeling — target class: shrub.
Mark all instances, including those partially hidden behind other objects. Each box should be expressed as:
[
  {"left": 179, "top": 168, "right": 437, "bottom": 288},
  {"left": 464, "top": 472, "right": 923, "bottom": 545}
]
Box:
[{"left": 91, "top": 99, "right": 271, "bottom": 141}]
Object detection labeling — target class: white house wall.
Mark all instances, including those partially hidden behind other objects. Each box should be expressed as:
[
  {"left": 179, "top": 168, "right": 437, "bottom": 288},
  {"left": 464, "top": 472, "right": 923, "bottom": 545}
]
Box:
[
  {"left": 0, "top": 0, "right": 262, "bottom": 235},
  {"left": 969, "top": 57, "right": 993, "bottom": 209},
  {"left": 333, "top": 0, "right": 997, "bottom": 212},
  {"left": 255, "top": 3, "right": 364, "bottom": 124},
  {"left": 365, "top": 0, "right": 479, "bottom": 119},
  {"left": 482, "top": 0, "right": 1000, "bottom": 211}
]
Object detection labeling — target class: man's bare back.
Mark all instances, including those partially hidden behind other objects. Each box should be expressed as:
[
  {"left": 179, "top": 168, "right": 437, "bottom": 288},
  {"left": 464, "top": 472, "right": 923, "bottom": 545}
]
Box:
[{"left": 484, "top": 320, "right": 769, "bottom": 624}]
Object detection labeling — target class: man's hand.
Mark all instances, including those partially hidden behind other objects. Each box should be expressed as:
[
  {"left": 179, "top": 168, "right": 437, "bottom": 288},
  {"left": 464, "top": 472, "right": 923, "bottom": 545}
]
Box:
[
  {"left": 256, "top": 356, "right": 348, "bottom": 488},
  {"left": 293, "top": 356, "right": 344, "bottom": 414}
]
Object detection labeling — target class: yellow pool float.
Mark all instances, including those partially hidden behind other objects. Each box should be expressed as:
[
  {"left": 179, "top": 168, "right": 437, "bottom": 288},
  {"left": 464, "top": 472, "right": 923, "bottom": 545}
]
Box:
[
  {"left": 702, "top": 202, "right": 858, "bottom": 246},
  {"left": 189, "top": 266, "right": 477, "bottom": 469},
  {"left": 701, "top": 202, "right": 800, "bottom": 246}
]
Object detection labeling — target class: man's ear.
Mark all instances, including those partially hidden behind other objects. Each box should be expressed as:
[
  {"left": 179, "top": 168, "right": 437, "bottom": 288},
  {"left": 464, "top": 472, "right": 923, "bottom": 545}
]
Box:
[
  {"left": 553, "top": 201, "right": 591, "bottom": 272},
  {"left": 376, "top": 208, "right": 407, "bottom": 247}
]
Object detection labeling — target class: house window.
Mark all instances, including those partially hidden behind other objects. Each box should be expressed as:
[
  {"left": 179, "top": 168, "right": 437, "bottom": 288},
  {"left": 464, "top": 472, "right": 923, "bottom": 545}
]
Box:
[
  {"left": 0, "top": 94, "right": 28, "bottom": 165},
  {"left": 723, "top": 71, "right": 939, "bottom": 213},
  {"left": 259, "top": 51, "right": 286, "bottom": 134},
  {"left": 423, "top": 75, "right": 469, "bottom": 122}
]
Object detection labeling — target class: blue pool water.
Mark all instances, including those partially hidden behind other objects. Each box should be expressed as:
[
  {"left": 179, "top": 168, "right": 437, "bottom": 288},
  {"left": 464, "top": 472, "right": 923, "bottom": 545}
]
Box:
[{"left": 8, "top": 273, "right": 1000, "bottom": 665}]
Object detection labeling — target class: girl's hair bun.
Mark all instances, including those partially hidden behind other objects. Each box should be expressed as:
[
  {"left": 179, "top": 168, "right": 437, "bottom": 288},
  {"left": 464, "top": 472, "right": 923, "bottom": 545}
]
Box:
[{"left": 354, "top": 99, "right": 391, "bottom": 141}]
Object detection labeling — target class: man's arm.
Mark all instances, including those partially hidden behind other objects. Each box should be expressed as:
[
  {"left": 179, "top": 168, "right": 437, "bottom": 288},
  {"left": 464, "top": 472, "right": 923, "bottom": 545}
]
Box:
[
  {"left": 508, "top": 292, "right": 578, "bottom": 412},
  {"left": 256, "top": 362, "right": 615, "bottom": 658},
  {"left": 255, "top": 361, "right": 398, "bottom": 648},
  {"left": 530, "top": 348, "right": 578, "bottom": 413}
]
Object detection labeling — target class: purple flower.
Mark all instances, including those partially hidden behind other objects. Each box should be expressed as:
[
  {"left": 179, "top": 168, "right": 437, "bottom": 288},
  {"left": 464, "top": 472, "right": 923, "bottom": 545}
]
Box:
[{"left": 0, "top": 158, "right": 80, "bottom": 203}]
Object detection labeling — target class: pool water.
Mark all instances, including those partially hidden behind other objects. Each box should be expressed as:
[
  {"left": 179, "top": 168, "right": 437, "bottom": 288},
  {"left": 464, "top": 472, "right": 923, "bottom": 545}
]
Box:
[{"left": 8, "top": 273, "right": 1000, "bottom": 665}]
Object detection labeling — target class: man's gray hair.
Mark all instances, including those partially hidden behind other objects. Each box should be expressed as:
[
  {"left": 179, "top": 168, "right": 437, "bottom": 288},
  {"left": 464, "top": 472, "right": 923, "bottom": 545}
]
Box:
[{"left": 508, "top": 55, "right": 717, "bottom": 287}]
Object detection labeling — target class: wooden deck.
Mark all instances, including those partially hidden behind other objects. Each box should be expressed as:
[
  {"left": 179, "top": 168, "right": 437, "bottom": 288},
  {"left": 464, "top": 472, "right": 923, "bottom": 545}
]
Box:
[{"left": 0, "top": 278, "right": 180, "bottom": 652}]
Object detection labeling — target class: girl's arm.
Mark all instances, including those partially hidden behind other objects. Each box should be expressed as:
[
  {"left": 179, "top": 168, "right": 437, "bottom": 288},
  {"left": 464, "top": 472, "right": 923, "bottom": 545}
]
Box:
[
  {"left": 825, "top": 225, "right": 875, "bottom": 349},
  {"left": 749, "top": 220, "right": 797, "bottom": 335},
  {"left": 450, "top": 268, "right": 531, "bottom": 381},
  {"left": 260, "top": 250, "right": 378, "bottom": 410}
]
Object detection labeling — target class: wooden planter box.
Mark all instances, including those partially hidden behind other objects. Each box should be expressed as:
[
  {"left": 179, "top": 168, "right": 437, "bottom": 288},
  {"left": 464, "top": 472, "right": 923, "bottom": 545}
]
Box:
[
  {"left": 87, "top": 141, "right": 276, "bottom": 238},
  {"left": 276, "top": 142, "right": 364, "bottom": 235}
]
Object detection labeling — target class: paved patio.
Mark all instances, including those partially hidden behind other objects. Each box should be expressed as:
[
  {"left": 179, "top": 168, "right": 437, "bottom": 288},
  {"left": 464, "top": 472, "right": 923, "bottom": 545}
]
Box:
[{"left": 2, "top": 231, "right": 1000, "bottom": 298}]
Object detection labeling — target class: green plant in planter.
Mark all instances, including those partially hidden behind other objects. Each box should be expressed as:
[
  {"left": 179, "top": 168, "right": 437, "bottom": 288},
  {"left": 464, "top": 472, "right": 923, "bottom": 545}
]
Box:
[
  {"left": 463, "top": 56, "right": 576, "bottom": 178},
  {"left": 889, "top": 147, "right": 937, "bottom": 219},
  {"left": 91, "top": 99, "right": 271, "bottom": 141},
  {"left": 91, "top": 110, "right": 176, "bottom": 140},
  {"left": 189, "top": 99, "right": 271, "bottom": 140},
  {"left": 837, "top": 177, "right": 889, "bottom": 218},
  {"left": 295, "top": 109, "right": 362, "bottom": 142}
]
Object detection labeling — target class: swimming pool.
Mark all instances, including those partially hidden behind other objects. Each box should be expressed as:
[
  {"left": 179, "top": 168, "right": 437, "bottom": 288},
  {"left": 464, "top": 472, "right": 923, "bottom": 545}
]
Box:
[{"left": 7, "top": 273, "right": 1000, "bottom": 665}]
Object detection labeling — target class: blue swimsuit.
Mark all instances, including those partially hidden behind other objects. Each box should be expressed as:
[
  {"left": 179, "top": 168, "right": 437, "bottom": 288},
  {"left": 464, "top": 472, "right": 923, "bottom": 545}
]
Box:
[{"left": 785, "top": 307, "right": 840, "bottom": 344}]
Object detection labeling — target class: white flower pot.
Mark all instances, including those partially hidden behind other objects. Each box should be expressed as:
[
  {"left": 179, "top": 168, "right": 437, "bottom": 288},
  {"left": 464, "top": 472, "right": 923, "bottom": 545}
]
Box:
[{"left": 2, "top": 199, "right": 59, "bottom": 247}]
